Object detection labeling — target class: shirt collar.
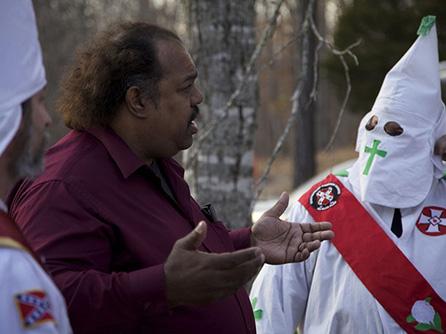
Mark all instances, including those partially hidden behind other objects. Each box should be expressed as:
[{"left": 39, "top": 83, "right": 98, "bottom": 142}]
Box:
[{"left": 86, "top": 126, "right": 146, "bottom": 179}]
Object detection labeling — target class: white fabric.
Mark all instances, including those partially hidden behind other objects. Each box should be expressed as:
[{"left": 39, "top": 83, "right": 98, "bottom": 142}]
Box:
[
  {"left": 250, "top": 175, "right": 446, "bottom": 334},
  {"left": 348, "top": 23, "right": 446, "bottom": 208},
  {"left": 251, "top": 18, "right": 446, "bottom": 334},
  {"left": 0, "top": 0, "right": 46, "bottom": 156},
  {"left": 0, "top": 246, "right": 72, "bottom": 333}
]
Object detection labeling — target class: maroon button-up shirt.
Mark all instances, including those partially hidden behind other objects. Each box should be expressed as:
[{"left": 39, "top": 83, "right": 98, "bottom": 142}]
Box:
[{"left": 10, "top": 127, "right": 256, "bottom": 334}]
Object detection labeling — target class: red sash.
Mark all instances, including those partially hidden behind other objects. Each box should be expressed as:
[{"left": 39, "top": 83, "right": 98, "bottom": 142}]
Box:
[
  {"left": 299, "top": 174, "right": 446, "bottom": 333},
  {"left": 0, "top": 211, "right": 41, "bottom": 264}
]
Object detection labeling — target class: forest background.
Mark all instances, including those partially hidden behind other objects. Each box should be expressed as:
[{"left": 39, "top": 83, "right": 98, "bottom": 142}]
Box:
[{"left": 34, "top": 0, "right": 446, "bottom": 228}]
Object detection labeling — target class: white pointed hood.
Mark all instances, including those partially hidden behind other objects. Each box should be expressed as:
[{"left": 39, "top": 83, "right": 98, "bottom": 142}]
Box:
[
  {"left": 349, "top": 16, "right": 446, "bottom": 208},
  {"left": 0, "top": 0, "right": 46, "bottom": 156}
]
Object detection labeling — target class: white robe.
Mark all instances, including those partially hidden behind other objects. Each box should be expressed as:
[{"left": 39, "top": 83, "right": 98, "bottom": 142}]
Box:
[
  {"left": 0, "top": 242, "right": 72, "bottom": 333},
  {"left": 250, "top": 175, "right": 446, "bottom": 334}
]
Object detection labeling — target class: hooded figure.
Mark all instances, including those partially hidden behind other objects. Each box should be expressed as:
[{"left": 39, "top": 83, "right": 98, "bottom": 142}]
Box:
[
  {"left": 0, "top": 0, "right": 46, "bottom": 156},
  {"left": 251, "top": 16, "right": 446, "bottom": 334},
  {"left": 0, "top": 1, "right": 72, "bottom": 333},
  {"left": 349, "top": 16, "right": 446, "bottom": 208}
]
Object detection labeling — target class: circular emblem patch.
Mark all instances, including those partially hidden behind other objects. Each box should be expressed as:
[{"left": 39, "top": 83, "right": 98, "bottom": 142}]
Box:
[
  {"left": 416, "top": 206, "right": 446, "bottom": 236},
  {"left": 310, "top": 183, "right": 341, "bottom": 211}
]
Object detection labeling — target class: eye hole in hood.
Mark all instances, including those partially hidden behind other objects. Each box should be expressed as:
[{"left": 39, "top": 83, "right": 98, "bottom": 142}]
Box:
[
  {"left": 384, "top": 121, "right": 404, "bottom": 136},
  {"left": 365, "top": 115, "right": 378, "bottom": 131}
]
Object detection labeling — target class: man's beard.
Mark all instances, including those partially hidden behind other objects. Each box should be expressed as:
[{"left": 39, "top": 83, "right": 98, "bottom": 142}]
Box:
[
  {"left": 15, "top": 133, "right": 48, "bottom": 179},
  {"left": 10, "top": 129, "right": 48, "bottom": 180}
]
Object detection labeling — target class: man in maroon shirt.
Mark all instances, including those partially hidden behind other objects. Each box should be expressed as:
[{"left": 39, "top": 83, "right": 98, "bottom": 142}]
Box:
[{"left": 9, "top": 22, "right": 333, "bottom": 334}]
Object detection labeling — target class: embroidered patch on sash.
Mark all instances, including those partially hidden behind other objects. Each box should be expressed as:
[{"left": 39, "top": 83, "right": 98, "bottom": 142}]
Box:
[
  {"left": 416, "top": 206, "right": 446, "bottom": 236},
  {"left": 15, "top": 290, "right": 54, "bottom": 328},
  {"left": 309, "top": 183, "right": 341, "bottom": 211},
  {"left": 406, "top": 297, "right": 443, "bottom": 333}
]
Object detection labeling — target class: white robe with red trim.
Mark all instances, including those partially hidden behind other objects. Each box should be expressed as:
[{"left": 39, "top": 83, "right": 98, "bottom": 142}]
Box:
[
  {"left": 250, "top": 174, "right": 446, "bottom": 334},
  {"left": 0, "top": 245, "right": 72, "bottom": 333}
]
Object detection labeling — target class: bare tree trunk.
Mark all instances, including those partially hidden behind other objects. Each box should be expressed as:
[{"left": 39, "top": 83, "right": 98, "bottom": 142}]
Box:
[
  {"left": 184, "top": 0, "right": 258, "bottom": 228},
  {"left": 293, "top": 0, "right": 317, "bottom": 188}
]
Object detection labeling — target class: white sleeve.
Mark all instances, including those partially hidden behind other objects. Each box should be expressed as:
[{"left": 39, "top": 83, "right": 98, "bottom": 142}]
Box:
[
  {"left": 250, "top": 202, "right": 316, "bottom": 334},
  {"left": 0, "top": 247, "right": 72, "bottom": 334}
]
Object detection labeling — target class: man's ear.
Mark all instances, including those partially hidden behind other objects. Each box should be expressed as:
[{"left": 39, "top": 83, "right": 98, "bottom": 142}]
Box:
[{"left": 125, "top": 86, "right": 152, "bottom": 118}]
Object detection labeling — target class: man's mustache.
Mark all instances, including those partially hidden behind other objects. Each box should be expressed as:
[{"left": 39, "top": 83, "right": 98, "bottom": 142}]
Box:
[{"left": 190, "top": 106, "right": 200, "bottom": 122}]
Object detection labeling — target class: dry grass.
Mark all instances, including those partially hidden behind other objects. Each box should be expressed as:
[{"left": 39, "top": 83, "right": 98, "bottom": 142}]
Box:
[{"left": 254, "top": 145, "right": 357, "bottom": 200}]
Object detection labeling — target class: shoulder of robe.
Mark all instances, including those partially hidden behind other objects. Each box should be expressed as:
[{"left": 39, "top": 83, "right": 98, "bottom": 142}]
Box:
[{"left": 0, "top": 248, "right": 61, "bottom": 333}]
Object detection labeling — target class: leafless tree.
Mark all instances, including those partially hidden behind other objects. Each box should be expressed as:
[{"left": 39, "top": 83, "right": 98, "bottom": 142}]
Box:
[
  {"left": 184, "top": 0, "right": 259, "bottom": 228},
  {"left": 292, "top": 0, "right": 318, "bottom": 188}
]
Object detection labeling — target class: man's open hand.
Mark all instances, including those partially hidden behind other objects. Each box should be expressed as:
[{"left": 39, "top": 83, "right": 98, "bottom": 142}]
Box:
[
  {"left": 252, "top": 192, "right": 334, "bottom": 264},
  {"left": 164, "top": 221, "right": 264, "bottom": 308},
  {"left": 434, "top": 134, "right": 446, "bottom": 160}
]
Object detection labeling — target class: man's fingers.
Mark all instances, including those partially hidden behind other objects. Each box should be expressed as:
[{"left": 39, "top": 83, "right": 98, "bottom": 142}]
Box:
[
  {"left": 165, "top": 225, "right": 265, "bottom": 307},
  {"left": 206, "top": 247, "right": 264, "bottom": 269},
  {"left": 293, "top": 221, "right": 332, "bottom": 232},
  {"left": 261, "top": 192, "right": 289, "bottom": 219},
  {"left": 174, "top": 221, "right": 207, "bottom": 251},
  {"left": 299, "top": 222, "right": 334, "bottom": 240},
  {"left": 193, "top": 248, "right": 265, "bottom": 301},
  {"left": 220, "top": 253, "right": 265, "bottom": 285},
  {"left": 294, "top": 248, "right": 310, "bottom": 262},
  {"left": 434, "top": 135, "right": 446, "bottom": 158},
  {"left": 205, "top": 250, "right": 265, "bottom": 302},
  {"left": 302, "top": 229, "right": 335, "bottom": 242},
  {"left": 303, "top": 240, "right": 321, "bottom": 253},
  {"left": 304, "top": 221, "right": 332, "bottom": 232},
  {"left": 292, "top": 240, "right": 321, "bottom": 262}
]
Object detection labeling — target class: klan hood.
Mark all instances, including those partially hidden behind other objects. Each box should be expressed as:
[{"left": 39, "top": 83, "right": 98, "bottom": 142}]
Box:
[
  {"left": 349, "top": 16, "right": 446, "bottom": 208},
  {"left": 0, "top": 0, "right": 46, "bottom": 156}
]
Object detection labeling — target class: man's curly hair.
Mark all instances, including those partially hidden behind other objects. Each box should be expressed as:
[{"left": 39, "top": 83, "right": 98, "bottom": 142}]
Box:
[{"left": 57, "top": 22, "right": 181, "bottom": 130}]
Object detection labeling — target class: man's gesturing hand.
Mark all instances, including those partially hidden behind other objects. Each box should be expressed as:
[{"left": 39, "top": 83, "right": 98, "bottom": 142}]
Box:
[
  {"left": 164, "top": 221, "right": 265, "bottom": 308},
  {"left": 252, "top": 192, "right": 334, "bottom": 264}
]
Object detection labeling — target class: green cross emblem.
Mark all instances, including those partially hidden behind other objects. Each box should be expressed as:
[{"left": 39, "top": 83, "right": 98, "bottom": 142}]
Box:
[
  {"left": 363, "top": 139, "right": 387, "bottom": 176},
  {"left": 251, "top": 297, "right": 263, "bottom": 321}
]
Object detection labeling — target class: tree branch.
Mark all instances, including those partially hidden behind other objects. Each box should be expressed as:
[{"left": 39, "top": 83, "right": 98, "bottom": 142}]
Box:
[
  {"left": 251, "top": 0, "right": 361, "bottom": 211},
  {"left": 324, "top": 54, "right": 352, "bottom": 151},
  {"left": 251, "top": 0, "right": 316, "bottom": 210},
  {"left": 259, "top": 35, "right": 299, "bottom": 70}
]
